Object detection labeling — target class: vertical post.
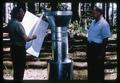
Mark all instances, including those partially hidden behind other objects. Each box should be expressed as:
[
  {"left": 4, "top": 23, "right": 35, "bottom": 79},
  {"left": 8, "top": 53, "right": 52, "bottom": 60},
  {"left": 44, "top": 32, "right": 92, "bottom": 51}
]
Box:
[
  {"left": 0, "top": 1, "right": 3, "bottom": 80},
  {"left": 17, "top": 2, "right": 26, "bottom": 11},
  {"left": 50, "top": 2, "right": 58, "bottom": 11},
  {"left": 106, "top": 2, "right": 110, "bottom": 23},
  {"left": 3, "top": 1, "right": 5, "bottom": 23},
  {"left": 46, "top": 11, "right": 73, "bottom": 80},
  {"left": 71, "top": 1, "right": 79, "bottom": 22},
  {"left": 117, "top": 1, "right": 120, "bottom": 80},
  {"left": 111, "top": 3, "right": 114, "bottom": 25},
  {"left": 61, "top": 27, "right": 69, "bottom": 61},
  {"left": 102, "top": 2, "right": 105, "bottom": 18},
  {"left": 27, "top": 2, "right": 35, "bottom": 14}
]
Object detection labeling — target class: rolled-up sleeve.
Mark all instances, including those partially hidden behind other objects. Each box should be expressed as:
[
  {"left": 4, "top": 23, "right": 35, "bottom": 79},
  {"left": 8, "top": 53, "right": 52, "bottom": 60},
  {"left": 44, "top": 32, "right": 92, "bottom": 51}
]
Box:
[
  {"left": 16, "top": 22, "right": 26, "bottom": 36},
  {"left": 101, "top": 23, "right": 112, "bottom": 39}
]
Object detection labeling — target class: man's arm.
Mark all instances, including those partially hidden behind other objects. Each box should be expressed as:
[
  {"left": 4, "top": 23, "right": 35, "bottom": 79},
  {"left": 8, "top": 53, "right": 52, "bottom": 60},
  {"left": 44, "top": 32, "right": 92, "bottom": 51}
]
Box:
[
  {"left": 17, "top": 22, "right": 37, "bottom": 42},
  {"left": 102, "top": 38, "right": 108, "bottom": 46},
  {"left": 22, "top": 34, "right": 37, "bottom": 42},
  {"left": 101, "top": 22, "right": 111, "bottom": 46}
]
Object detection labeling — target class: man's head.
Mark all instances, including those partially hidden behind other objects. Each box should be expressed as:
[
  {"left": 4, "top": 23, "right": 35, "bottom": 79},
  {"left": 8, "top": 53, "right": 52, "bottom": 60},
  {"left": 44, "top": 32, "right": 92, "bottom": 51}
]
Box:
[
  {"left": 11, "top": 7, "right": 25, "bottom": 21},
  {"left": 92, "top": 6, "right": 103, "bottom": 19}
]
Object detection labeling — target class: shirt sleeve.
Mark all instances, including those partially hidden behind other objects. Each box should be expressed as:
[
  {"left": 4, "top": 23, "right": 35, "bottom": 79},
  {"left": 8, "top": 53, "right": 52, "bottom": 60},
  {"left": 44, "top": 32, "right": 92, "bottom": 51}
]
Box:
[
  {"left": 101, "top": 22, "right": 112, "bottom": 39},
  {"left": 15, "top": 22, "right": 26, "bottom": 36}
]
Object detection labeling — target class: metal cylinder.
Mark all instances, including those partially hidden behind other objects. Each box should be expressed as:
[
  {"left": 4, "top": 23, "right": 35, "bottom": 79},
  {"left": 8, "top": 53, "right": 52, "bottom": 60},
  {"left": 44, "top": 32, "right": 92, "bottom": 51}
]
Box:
[{"left": 45, "top": 11, "right": 73, "bottom": 80}]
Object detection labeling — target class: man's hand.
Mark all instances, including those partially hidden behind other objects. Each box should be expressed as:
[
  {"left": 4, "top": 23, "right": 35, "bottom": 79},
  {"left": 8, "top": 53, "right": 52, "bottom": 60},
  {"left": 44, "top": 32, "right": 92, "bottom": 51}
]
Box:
[
  {"left": 102, "top": 38, "right": 108, "bottom": 46},
  {"left": 32, "top": 35, "right": 37, "bottom": 39},
  {"left": 22, "top": 34, "right": 37, "bottom": 42}
]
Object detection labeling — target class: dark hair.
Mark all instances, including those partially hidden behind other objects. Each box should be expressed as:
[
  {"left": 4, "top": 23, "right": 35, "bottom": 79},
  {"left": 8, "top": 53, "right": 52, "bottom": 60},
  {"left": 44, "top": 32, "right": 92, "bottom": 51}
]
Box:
[
  {"left": 93, "top": 6, "right": 104, "bottom": 14},
  {"left": 11, "top": 6, "right": 21, "bottom": 18}
]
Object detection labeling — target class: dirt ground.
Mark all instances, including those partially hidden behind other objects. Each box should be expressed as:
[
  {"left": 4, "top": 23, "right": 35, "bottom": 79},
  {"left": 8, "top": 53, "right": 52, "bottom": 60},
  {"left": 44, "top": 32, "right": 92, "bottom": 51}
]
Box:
[{"left": 3, "top": 68, "right": 117, "bottom": 80}]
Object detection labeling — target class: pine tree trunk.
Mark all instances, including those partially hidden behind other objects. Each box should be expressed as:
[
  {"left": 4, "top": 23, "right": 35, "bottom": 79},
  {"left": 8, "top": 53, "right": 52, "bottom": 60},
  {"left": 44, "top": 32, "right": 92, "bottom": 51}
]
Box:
[
  {"left": 102, "top": 3, "right": 105, "bottom": 18},
  {"left": 28, "top": 2, "right": 35, "bottom": 14},
  {"left": 117, "top": 1, "right": 120, "bottom": 80},
  {"left": 17, "top": 3, "right": 26, "bottom": 11},
  {"left": 71, "top": 2, "right": 79, "bottom": 22},
  {"left": 106, "top": 3, "right": 110, "bottom": 23},
  {"left": 0, "top": 1, "right": 3, "bottom": 80},
  {"left": 50, "top": 2, "right": 58, "bottom": 11},
  {"left": 111, "top": 3, "right": 114, "bottom": 25}
]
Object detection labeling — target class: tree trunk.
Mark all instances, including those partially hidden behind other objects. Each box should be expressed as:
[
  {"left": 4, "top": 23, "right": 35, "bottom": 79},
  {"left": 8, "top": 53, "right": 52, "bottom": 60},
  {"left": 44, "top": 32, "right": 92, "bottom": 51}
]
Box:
[
  {"left": 91, "top": 2, "right": 95, "bottom": 9},
  {"left": 106, "top": 3, "right": 110, "bottom": 23},
  {"left": 71, "top": 2, "right": 79, "bottom": 22},
  {"left": 0, "top": 1, "right": 3, "bottom": 80},
  {"left": 3, "top": 2, "right": 5, "bottom": 23},
  {"left": 111, "top": 3, "right": 114, "bottom": 25},
  {"left": 117, "top": 1, "right": 120, "bottom": 80},
  {"left": 102, "top": 3, "right": 105, "bottom": 18},
  {"left": 27, "top": 2, "right": 35, "bottom": 14},
  {"left": 17, "top": 3, "right": 26, "bottom": 12},
  {"left": 50, "top": 2, "right": 58, "bottom": 11}
]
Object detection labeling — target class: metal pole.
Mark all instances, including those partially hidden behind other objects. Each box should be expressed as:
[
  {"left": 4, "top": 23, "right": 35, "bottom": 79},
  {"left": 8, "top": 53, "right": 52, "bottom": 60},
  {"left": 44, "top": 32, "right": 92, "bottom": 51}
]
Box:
[{"left": 45, "top": 11, "right": 73, "bottom": 80}]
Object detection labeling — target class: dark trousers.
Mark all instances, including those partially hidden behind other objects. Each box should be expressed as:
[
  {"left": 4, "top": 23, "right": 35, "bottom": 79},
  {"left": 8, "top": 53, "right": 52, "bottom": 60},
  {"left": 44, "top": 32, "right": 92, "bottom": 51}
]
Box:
[
  {"left": 86, "top": 42, "right": 105, "bottom": 80},
  {"left": 11, "top": 45, "right": 26, "bottom": 80}
]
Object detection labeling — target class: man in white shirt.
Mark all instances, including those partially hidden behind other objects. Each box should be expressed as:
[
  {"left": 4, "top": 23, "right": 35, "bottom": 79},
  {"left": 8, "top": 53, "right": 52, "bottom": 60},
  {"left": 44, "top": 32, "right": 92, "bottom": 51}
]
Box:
[{"left": 87, "top": 6, "right": 112, "bottom": 80}]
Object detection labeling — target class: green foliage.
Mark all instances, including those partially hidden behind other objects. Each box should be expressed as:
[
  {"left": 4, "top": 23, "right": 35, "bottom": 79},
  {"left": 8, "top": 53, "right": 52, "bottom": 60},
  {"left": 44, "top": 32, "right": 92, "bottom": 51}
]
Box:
[{"left": 68, "top": 20, "right": 88, "bottom": 38}]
